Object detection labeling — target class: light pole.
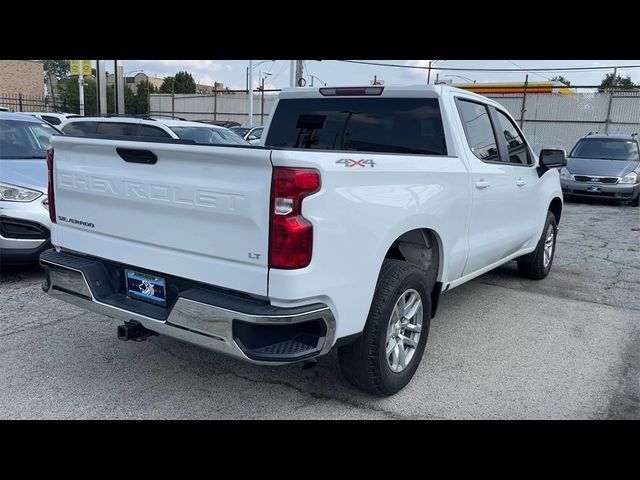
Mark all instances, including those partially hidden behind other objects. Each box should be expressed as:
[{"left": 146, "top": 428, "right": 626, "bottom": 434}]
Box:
[
  {"left": 247, "top": 60, "right": 274, "bottom": 126},
  {"left": 445, "top": 74, "right": 476, "bottom": 83}
]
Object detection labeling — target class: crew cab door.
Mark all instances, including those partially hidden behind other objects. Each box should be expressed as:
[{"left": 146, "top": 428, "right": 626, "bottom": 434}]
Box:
[
  {"left": 454, "top": 98, "right": 525, "bottom": 275},
  {"left": 490, "top": 107, "right": 542, "bottom": 244}
]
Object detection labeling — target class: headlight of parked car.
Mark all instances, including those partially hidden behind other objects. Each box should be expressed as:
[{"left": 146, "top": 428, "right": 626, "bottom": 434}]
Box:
[
  {"left": 618, "top": 172, "right": 638, "bottom": 184},
  {"left": 0, "top": 182, "right": 43, "bottom": 202},
  {"left": 559, "top": 167, "right": 574, "bottom": 181}
]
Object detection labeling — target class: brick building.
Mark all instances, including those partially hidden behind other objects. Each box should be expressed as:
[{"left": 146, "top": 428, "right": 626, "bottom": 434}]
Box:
[{"left": 0, "top": 60, "right": 44, "bottom": 96}]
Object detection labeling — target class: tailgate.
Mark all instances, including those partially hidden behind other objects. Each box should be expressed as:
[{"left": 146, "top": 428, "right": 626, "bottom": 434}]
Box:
[{"left": 50, "top": 136, "right": 272, "bottom": 296}]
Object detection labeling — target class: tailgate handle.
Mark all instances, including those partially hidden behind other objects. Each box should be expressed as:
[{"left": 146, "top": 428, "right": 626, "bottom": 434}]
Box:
[{"left": 116, "top": 148, "right": 157, "bottom": 165}]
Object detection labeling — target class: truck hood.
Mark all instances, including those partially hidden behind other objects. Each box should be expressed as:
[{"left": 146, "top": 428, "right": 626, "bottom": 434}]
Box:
[
  {"left": 0, "top": 159, "right": 48, "bottom": 193},
  {"left": 566, "top": 157, "right": 639, "bottom": 177}
]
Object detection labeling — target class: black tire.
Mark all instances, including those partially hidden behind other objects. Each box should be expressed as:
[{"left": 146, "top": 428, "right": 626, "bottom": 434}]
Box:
[
  {"left": 517, "top": 211, "right": 558, "bottom": 280},
  {"left": 631, "top": 195, "right": 639, "bottom": 207},
  {"left": 338, "top": 259, "right": 432, "bottom": 396}
]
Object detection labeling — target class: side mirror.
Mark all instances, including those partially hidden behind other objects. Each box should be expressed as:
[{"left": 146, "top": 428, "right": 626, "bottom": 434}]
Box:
[{"left": 539, "top": 149, "right": 567, "bottom": 168}]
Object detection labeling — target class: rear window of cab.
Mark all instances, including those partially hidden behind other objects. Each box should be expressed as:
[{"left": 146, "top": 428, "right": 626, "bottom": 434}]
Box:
[{"left": 265, "top": 97, "right": 447, "bottom": 155}]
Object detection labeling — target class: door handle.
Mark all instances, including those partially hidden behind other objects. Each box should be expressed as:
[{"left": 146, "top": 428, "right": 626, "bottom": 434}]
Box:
[
  {"left": 516, "top": 178, "right": 527, "bottom": 187},
  {"left": 116, "top": 148, "right": 157, "bottom": 164},
  {"left": 475, "top": 180, "right": 490, "bottom": 189}
]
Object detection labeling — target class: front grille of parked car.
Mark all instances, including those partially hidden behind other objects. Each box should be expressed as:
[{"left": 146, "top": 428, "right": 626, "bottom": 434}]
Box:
[
  {"left": 574, "top": 175, "right": 618, "bottom": 184},
  {"left": 567, "top": 189, "right": 617, "bottom": 197}
]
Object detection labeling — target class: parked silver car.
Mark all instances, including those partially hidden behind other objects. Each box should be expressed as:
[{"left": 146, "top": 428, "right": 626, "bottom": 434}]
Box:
[
  {"left": 0, "top": 112, "right": 59, "bottom": 264},
  {"left": 16, "top": 111, "right": 80, "bottom": 126},
  {"left": 560, "top": 133, "right": 640, "bottom": 206},
  {"left": 229, "top": 125, "right": 264, "bottom": 145}
]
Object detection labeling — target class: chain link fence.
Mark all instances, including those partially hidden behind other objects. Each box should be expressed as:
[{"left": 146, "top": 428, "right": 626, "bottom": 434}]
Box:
[
  {"left": 149, "top": 89, "right": 281, "bottom": 126},
  {"left": 483, "top": 87, "right": 640, "bottom": 153}
]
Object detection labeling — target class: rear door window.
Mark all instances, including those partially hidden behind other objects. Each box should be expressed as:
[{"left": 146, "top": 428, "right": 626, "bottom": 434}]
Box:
[
  {"left": 61, "top": 121, "right": 98, "bottom": 135},
  {"left": 96, "top": 122, "right": 139, "bottom": 136},
  {"left": 265, "top": 97, "right": 447, "bottom": 155}
]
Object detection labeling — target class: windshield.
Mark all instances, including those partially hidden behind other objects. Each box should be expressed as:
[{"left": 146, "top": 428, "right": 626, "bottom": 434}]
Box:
[
  {"left": 0, "top": 119, "right": 60, "bottom": 159},
  {"left": 570, "top": 138, "right": 639, "bottom": 161},
  {"left": 169, "top": 126, "right": 249, "bottom": 145},
  {"left": 230, "top": 127, "right": 250, "bottom": 137}
]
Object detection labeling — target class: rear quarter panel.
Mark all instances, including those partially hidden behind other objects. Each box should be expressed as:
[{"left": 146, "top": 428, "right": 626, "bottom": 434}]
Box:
[{"left": 268, "top": 148, "right": 472, "bottom": 340}]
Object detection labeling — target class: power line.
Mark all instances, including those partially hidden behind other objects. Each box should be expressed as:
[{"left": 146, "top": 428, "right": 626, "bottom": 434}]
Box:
[
  {"left": 505, "top": 60, "right": 550, "bottom": 81},
  {"left": 336, "top": 60, "right": 640, "bottom": 72},
  {"left": 271, "top": 61, "right": 288, "bottom": 82}
]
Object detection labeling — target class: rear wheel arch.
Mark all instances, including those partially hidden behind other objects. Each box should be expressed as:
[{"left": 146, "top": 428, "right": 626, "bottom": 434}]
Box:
[{"left": 382, "top": 228, "right": 442, "bottom": 318}]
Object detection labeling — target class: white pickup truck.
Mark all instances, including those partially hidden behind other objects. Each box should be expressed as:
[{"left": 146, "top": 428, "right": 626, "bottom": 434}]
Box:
[{"left": 41, "top": 85, "right": 566, "bottom": 395}]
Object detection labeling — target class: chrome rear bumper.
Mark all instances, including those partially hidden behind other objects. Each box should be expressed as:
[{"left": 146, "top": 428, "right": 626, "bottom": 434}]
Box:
[{"left": 40, "top": 249, "right": 335, "bottom": 364}]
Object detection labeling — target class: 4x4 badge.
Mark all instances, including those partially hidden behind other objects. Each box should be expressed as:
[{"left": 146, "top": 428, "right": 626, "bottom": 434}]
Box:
[{"left": 336, "top": 159, "right": 376, "bottom": 168}]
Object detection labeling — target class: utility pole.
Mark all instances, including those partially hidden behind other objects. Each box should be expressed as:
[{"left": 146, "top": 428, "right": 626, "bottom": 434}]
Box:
[
  {"left": 519, "top": 74, "right": 529, "bottom": 129},
  {"left": 295, "top": 60, "right": 304, "bottom": 87},
  {"left": 604, "top": 67, "right": 617, "bottom": 134},
  {"left": 248, "top": 60, "right": 253, "bottom": 125},
  {"left": 114, "top": 60, "right": 125, "bottom": 115},
  {"left": 78, "top": 67, "right": 85, "bottom": 116},
  {"left": 261, "top": 75, "right": 265, "bottom": 125},
  {"left": 96, "top": 60, "right": 107, "bottom": 115}
]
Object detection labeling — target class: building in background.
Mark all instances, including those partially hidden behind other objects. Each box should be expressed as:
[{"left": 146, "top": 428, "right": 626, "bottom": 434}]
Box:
[
  {"left": 0, "top": 60, "right": 44, "bottom": 96},
  {"left": 107, "top": 72, "right": 164, "bottom": 91},
  {"left": 196, "top": 82, "right": 225, "bottom": 94}
]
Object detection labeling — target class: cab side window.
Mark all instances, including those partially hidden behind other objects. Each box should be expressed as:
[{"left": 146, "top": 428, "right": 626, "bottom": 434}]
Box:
[
  {"left": 455, "top": 99, "right": 499, "bottom": 162},
  {"left": 494, "top": 109, "right": 532, "bottom": 165}
]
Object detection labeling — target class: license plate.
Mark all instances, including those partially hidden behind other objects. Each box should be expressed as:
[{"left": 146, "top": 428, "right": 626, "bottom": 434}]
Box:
[
  {"left": 126, "top": 270, "right": 167, "bottom": 306},
  {"left": 587, "top": 185, "right": 601, "bottom": 193}
]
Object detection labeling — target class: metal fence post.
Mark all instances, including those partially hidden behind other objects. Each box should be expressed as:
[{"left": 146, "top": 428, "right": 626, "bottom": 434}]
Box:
[
  {"left": 261, "top": 83, "right": 265, "bottom": 126},
  {"left": 604, "top": 67, "right": 617, "bottom": 134},
  {"left": 18, "top": 93, "right": 23, "bottom": 112},
  {"left": 214, "top": 89, "right": 218, "bottom": 121},
  {"left": 519, "top": 74, "right": 528, "bottom": 129}
]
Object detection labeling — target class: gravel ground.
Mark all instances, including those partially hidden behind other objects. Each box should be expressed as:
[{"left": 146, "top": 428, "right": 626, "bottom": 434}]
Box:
[{"left": 0, "top": 199, "right": 638, "bottom": 419}]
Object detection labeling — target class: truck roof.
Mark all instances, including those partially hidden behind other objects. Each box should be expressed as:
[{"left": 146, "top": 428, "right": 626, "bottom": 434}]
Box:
[{"left": 277, "top": 84, "right": 502, "bottom": 107}]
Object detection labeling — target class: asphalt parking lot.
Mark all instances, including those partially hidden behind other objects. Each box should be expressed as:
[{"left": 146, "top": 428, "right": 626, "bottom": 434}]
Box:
[{"left": 1, "top": 200, "right": 638, "bottom": 419}]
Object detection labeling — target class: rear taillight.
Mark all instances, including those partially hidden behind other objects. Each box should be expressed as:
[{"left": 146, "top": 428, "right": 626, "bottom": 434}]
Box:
[
  {"left": 269, "top": 167, "right": 320, "bottom": 269},
  {"left": 46, "top": 148, "right": 56, "bottom": 223}
]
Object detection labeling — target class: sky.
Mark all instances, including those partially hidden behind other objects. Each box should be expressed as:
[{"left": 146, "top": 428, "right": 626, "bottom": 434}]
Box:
[{"left": 108, "top": 60, "right": 640, "bottom": 90}]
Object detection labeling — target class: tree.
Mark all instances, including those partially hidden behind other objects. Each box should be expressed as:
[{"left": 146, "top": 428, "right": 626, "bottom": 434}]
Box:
[
  {"left": 599, "top": 73, "right": 637, "bottom": 91},
  {"left": 158, "top": 76, "right": 174, "bottom": 94},
  {"left": 550, "top": 75, "right": 571, "bottom": 86},
  {"left": 43, "top": 60, "right": 70, "bottom": 80},
  {"left": 43, "top": 60, "right": 71, "bottom": 110},
  {"left": 158, "top": 71, "right": 196, "bottom": 94},
  {"left": 58, "top": 78, "right": 119, "bottom": 115}
]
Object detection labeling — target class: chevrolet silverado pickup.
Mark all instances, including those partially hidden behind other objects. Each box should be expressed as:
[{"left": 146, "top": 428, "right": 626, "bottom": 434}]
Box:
[{"left": 40, "top": 85, "right": 566, "bottom": 396}]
